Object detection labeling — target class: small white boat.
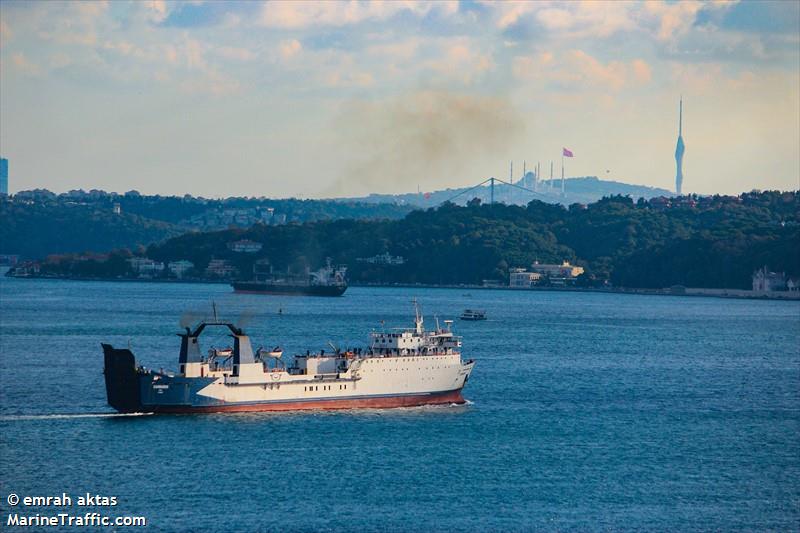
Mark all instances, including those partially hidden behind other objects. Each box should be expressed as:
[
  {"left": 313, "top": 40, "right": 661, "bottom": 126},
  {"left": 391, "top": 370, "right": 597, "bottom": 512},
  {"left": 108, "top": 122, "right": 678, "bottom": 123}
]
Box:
[{"left": 460, "top": 309, "right": 487, "bottom": 321}]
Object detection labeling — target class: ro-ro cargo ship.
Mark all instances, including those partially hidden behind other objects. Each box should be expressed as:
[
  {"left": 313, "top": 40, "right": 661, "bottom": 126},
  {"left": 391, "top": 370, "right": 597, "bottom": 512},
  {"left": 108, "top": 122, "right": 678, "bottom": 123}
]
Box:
[{"left": 102, "top": 303, "right": 474, "bottom": 413}]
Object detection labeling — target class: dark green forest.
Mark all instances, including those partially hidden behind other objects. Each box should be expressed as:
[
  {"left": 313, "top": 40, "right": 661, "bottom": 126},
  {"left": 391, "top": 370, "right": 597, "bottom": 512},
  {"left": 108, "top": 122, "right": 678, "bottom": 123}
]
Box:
[
  {"left": 0, "top": 202, "right": 180, "bottom": 259},
  {"left": 0, "top": 193, "right": 414, "bottom": 258},
  {"left": 112, "top": 195, "right": 414, "bottom": 225},
  {"left": 140, "top": 191, "right": 799, "bottom": 289}
]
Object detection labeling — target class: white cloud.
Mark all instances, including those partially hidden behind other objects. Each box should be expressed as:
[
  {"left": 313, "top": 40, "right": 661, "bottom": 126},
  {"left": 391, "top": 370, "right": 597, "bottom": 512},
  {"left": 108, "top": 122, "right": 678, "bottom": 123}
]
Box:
[
  {"left": 259, "top": 0, "right": 455, "bottom": 29},
  {"left": 365, "top": 36, "right": 492, "bottom": 86},
  {"left": 217, "top": 45, "right": 256, "bottom": 62},
  {"left": 49, "top": 52, "right": 72, "bottom": 69},
  {"left": 0, "top": 16, "right": 12, "bottom": 45},
  {"left": 366, "top": 39, "right": 421, "bottom": 62},
  {"left": 279, "top": 39, "right": 302, "bottom": 60},
  {"left": 513, "top": 50, "right": 650, "bottom": 92},
  {"left": 323, "top": 69, "right": 375, "bottom": 89},
  {"left": 425, "top": 38, "right": 492, "bottom": 84},
  {"left": 535, "top": 7, "right": 573, "bottom": 31},
  {"left": 483, "top": 1, "right": 636, "bottom": 38},
  {"left": 142, "top": 0, "right": 168, "bottom": 24},
  {"left": 631, "top": 59, "right": 652, "bottom": 84},
  {"left": 10, "top": 52, "right": 42, "bottom": 76},
  {"left": 184, "top": 38, "right": 205, "bottom": 69},
  {"left": 33, "top": 0, "right": 111, "bottom": 46},
  {"left": 642, "top": 0, "right": 736, "bottom": 42},
  {"left": 489, "top": 1, "right": 537, "bottom": 29}
]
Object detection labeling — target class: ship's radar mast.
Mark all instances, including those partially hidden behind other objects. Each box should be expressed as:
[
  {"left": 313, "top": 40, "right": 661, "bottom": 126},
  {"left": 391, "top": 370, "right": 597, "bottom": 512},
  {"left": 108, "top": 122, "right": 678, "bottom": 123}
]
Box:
[{"left": 413, "top": 298, "right": 423, "bottom": 334}]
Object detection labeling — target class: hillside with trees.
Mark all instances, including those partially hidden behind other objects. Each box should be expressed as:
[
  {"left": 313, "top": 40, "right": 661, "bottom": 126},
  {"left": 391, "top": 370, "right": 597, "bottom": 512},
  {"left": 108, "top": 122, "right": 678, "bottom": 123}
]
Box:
[
  {"left": 140, "top": 191, "right": 799, "bottom": 290},
  {"left": 0, "top": 200, "right": 180, "bottom": 258},
  {"left": 0, "top": 190, "right": 415, "bottom": 259}
]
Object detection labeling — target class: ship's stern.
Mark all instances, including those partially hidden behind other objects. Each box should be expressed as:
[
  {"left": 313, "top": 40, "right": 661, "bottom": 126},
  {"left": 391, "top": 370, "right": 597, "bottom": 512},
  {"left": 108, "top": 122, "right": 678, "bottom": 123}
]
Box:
[{"left": 102, "top": 344, "right": 146, "bottom": 413}]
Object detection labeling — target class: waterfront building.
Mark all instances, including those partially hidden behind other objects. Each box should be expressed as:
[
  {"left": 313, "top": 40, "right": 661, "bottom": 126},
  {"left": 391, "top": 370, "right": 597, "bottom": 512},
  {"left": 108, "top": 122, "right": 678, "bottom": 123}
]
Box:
[
  {"left": 514, "top": 261, "right": 586, "bottom": 287},
  {"left": 205, "top": 259, "right": 237, "bottom": 278},
  {"left": 260, "top": 208, "right": 274, "bottom": 222},
  {"left": 509, "top": 269, "right": 543, "bottom": 288},
  {"left": 227, "top": 240, "right": 263, "bottom": 253},
  {"left": 356, "top": 252, "right": 405, "bottom": 265},
  {"left": 9, "top": 261, "right": 40, "bottom": 276},
  {"left": 168, "top": 260, "right": 194, "bottom": 278},
  {"left": 752, "top": 266, "right": 787, "bottom": 292},
  {"left": 529, "top": 261, "right": 584, "bottom": 279},
  {"left": 0, "top": 254, "right": 20, "bottom": 266},
  {"left": 127, "top": 257, "right": 165, "bottom": 277}
]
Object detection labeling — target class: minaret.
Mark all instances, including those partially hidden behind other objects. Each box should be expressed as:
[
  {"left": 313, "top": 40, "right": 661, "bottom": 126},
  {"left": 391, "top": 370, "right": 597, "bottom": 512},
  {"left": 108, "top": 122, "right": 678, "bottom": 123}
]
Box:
[{"left": 675, "top": 97, "right": 685, "bottom": 195}]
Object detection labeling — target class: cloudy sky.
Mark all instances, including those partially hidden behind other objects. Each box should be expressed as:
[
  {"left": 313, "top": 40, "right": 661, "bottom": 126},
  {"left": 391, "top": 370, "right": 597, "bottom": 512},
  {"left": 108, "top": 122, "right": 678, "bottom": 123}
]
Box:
[{"left": 1, "top": 0, "right": 798, "bottom": 198}]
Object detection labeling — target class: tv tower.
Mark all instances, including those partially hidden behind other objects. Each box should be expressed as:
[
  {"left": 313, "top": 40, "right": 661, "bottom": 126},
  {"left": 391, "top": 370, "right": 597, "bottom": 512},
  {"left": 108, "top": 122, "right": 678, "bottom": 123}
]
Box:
[{"left": 675, "top": 97, "right": 685, "bottom": 195}]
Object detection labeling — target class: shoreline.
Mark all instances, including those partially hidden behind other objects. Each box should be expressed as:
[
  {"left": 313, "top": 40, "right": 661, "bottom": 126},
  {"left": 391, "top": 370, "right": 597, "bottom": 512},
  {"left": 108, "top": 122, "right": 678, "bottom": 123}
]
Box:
[
  {"left": 352, "top": 282, "right": 800, "bottom": 301},
  {"left": 3, "top": 274, "right": 799, "bottom": 301}
]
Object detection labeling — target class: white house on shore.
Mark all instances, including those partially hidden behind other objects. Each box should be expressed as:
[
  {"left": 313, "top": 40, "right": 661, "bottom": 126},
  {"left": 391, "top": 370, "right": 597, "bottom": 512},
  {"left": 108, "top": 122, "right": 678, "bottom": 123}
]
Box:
[
  {"left": 227, "top": 239, "right": 263, "bottom": 253},
  {"left": 510, "top": 261, "right": 584, "bottom": 288},
  {"left": 127, "top": 257, "right": 164, "bottom": 277},
  {"left": 509, "top": 268, "right": 542, "bottom": 288},
  {"left": 356, "top": 252, "right": 405, "bottom": 266},
  {"left": 752, "top": 266, "right": 787, "bottom": 292},
  {"left": 168, "top": 260, "right": 194, "bottom": 278}
]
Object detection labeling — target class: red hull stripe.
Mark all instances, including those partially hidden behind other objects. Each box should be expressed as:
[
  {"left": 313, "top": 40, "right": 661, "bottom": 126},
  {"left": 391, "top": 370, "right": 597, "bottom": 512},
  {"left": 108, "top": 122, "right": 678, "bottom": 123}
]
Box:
[{"left": 153, "top": 390, "right": 465, "bottom": 414}]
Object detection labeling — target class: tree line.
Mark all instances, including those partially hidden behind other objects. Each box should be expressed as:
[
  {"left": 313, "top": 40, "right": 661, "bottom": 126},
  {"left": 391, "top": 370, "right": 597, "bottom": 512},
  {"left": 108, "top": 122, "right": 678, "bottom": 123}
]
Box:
[{"left": 140, "top": 191, "right": 799, "bottom": 289}]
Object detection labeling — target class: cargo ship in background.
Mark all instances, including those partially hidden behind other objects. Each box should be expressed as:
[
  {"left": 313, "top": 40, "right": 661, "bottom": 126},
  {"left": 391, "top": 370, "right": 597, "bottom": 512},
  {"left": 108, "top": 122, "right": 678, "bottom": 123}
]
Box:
[
  {"left": 232, "top": 260, "right": 347, "bottom": 296},
  {"left": 102, "top": 302, "right": 475, "bottom": 413}
]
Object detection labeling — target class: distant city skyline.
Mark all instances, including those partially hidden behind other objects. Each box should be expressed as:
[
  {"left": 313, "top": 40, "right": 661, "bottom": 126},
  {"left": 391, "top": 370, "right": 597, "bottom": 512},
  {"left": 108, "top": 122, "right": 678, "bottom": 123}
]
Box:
[
  {"left": 1, "top": 1, "right": 798, "bottom": 198},
  {"left": 0, "top": 157, "right": 8, "bottom": 195}
]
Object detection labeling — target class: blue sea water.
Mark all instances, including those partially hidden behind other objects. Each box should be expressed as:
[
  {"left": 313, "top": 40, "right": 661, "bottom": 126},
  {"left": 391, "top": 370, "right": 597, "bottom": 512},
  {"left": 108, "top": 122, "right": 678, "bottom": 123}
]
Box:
[{"left": 0, "top": 277, "right": 798, "bottom": 532}]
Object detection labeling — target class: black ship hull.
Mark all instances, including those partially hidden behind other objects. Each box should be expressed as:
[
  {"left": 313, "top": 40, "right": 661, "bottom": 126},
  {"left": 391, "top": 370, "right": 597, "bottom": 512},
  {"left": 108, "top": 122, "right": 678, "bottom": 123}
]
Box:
[{"left": 231, "top": 281, "right": 347, "bottom": 296}]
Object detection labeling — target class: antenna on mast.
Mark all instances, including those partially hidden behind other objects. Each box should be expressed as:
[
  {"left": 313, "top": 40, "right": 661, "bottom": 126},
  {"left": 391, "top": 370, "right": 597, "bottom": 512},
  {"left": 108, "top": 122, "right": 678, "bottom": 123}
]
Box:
[{"left": 412, "top": 298, "right": 423, "bottom": 333}]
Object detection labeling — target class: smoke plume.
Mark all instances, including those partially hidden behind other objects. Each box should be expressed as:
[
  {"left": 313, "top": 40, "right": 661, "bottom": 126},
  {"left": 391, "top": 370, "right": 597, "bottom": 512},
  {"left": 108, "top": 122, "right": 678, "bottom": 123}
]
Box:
[{"left": 326, "top": 91, "right": 525, "bottom": 197}]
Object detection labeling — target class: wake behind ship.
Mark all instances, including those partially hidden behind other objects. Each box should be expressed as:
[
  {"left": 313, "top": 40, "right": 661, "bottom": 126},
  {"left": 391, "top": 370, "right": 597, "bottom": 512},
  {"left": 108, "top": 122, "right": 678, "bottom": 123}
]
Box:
[
  {"left": 232, "top": 261, "right": 347, "bottom": 296},
  {"left": 102, "top": 304, "right": 474, "bottom": 414}
]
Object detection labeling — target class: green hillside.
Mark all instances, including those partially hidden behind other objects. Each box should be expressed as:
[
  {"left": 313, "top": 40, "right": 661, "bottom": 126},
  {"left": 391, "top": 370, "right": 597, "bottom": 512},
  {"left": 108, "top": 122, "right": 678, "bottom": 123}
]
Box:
[{"left": 144, "top": 191, "right": 800, "bottom": 289}]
